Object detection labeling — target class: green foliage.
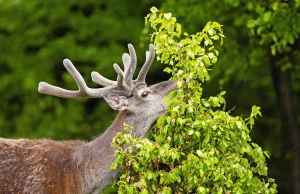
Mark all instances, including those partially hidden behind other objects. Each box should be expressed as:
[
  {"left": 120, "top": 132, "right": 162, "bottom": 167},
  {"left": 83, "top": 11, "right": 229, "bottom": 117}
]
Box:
[
  {"left": 246, "top": 0, "right": 300, "bottom": 57},
  {"left": 111, "top": 8, "right": 277, "bottom": 193},
  {"left": 159, "top": 3, "right": 300, "bottom": 191}
]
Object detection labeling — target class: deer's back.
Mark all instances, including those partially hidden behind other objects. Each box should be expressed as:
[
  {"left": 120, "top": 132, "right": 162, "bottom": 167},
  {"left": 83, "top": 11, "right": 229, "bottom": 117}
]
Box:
[{"left": 0, "top": 138, "right": 85, "bottom": 194}]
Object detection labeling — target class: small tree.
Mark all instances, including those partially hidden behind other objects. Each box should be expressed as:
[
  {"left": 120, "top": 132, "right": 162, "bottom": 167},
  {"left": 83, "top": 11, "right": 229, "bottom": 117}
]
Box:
[{"left": 111, "top": 7, "right": 277, "bottom": 194}]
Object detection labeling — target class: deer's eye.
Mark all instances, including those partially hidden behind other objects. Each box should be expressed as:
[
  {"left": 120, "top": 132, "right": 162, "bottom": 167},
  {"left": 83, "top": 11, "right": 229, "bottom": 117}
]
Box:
[{"left": 141, "top": 91, "right": 149, "bottom": 98}]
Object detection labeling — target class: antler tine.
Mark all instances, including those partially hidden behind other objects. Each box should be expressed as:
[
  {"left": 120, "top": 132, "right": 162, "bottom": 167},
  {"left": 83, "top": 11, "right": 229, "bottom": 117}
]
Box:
[
  {"left": 91, "top": 52, "right": 128, "bottom": 88},
  {"left": 91, "top": 71, "right": 116, "bottom": 87},
  {"left": 113, "top": 63, "right": 124, "bottom": 87},
  {"left": 122, "top": 53, "right": 130, "bottom": 76},
  {"left": 38, "top": 59, "right": 91, "bottom": 98},
  {"left": 38, "top": 82, "right": 83, "bottom": 99},
  {"left": 135, "top": 44, "right": 155, "bottom": 84},
  {"left": 91, "top": 63, "right": 124, "bottom": 87},
  {"left": 92, "top": 44, "right": 137, "bottom": 88},
  {"left": 63, "top": 59, "right": 89, "bottom": 94},
  {"left": 124, "top": 44, "right": 137, "bottom": 85}
]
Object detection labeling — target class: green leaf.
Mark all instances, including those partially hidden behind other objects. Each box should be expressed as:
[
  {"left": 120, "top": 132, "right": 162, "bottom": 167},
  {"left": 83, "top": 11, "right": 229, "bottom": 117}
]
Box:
[
  {"left": 164, "top": 13, "right": 172, "bottom": 20},
  {"left": 150, "top": 7, "right": 159, "bottom": 13}
]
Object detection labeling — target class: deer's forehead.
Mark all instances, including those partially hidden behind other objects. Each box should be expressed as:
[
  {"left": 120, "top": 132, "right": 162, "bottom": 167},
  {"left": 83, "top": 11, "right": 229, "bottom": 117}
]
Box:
[{"left": 133, "top": 86, "right": 151, "bottom": 95}]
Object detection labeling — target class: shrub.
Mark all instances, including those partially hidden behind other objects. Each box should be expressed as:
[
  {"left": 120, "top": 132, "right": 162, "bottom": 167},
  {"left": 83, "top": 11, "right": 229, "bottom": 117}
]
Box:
[{"left": 111, "top": 7, "right": 277, "bottom": 194}]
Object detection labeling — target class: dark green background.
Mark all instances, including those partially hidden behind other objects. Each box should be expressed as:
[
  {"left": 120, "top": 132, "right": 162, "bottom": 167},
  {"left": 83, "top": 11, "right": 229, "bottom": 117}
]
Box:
[{"left": 0, "top": 0, "right": 299, "bottom": 193}]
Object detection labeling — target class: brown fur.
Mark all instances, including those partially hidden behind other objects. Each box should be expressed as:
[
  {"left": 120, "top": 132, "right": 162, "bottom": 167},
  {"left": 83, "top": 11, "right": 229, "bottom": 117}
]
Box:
[{"left": 0, "top": 138, "right": 84, "bottom": 194}]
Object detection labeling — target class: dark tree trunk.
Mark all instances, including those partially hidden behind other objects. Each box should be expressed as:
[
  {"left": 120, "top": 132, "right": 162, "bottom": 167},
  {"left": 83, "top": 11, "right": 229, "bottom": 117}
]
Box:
[{"left": 271, "top": 60, "right": 300, "bottom": 194}]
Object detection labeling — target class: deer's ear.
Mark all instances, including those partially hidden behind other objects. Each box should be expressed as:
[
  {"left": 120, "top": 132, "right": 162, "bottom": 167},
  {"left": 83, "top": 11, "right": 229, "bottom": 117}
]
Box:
[{"left": 103, "top": 95, "right": 128, "bottom": 110}]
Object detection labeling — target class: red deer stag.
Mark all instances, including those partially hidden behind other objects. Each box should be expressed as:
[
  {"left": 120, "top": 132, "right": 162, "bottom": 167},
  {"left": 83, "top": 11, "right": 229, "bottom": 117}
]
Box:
[{"left": 0, "top": 44, "right": 175, "bottom": 194}]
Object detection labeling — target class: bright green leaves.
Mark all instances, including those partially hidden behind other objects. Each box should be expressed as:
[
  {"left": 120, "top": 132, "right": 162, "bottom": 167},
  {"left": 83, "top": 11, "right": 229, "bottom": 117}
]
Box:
[
  {"left": 112, "top": 7, "right": 277, "bottom": 194},
  {"left": 146, "top": 7, "right": 223, "bottom": 84},
  {"left": 245, "top": 105, "right": 262, "bottom": 129},
  {"left": 146, "top": 7, "right": 180, "bottom": 40},
  {"left": 112, "top": 132, "right": 183, "bottom": 193}
]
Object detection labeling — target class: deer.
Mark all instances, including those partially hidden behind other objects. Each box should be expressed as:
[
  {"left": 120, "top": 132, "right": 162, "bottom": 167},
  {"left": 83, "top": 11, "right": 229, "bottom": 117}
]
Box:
[{"left": 0, "top": 44, "right": 176, "bottom": 194}]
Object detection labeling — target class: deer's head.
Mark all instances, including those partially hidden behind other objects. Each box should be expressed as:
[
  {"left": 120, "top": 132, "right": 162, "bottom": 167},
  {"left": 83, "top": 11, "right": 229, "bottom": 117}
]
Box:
[{"left": 38, "top": 44, "right": 175, "bottom": 126}]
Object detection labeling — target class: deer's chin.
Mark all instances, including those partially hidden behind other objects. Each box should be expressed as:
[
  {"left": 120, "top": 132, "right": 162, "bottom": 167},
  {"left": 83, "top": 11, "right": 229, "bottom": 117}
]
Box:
[
  {"left": 155, "top": 107, "right": 169, "bottom": 119},
  {"left": 161, "top": 102, "right": 169, "bottom": 113}
]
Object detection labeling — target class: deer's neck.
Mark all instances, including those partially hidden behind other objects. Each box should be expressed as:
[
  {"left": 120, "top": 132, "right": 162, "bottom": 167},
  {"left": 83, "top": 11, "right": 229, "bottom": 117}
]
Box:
[{"left": 74, "top": 110, "right": 153, "bottom": 194}]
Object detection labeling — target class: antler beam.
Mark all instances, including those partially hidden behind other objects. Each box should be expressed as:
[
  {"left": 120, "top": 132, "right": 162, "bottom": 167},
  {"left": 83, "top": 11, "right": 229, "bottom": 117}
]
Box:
[
  {"left": 38, "top": 44, "right": 155, "bottom": 99},
  {"left": 38, "top": 59, "right": 121, "bottom": 98}
]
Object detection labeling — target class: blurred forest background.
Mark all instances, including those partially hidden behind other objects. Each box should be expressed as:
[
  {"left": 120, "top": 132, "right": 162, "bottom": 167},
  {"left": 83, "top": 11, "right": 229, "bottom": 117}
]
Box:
[{"left": 0, "top": 0, "right": 299, "bottom": 193}]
